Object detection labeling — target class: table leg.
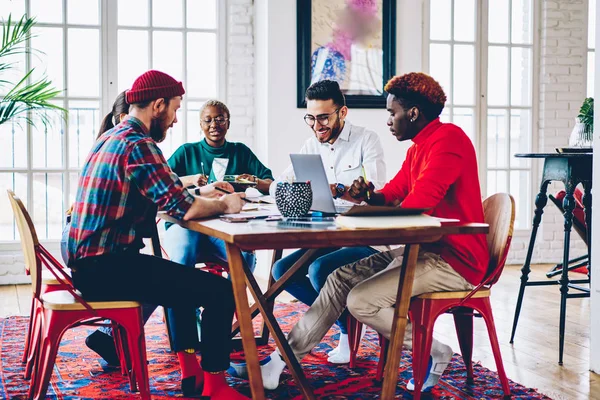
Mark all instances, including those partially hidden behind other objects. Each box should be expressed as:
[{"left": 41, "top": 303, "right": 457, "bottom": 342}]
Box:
[
  {"left": 240, "top": 253, "right": 316, "bottom": 399},
  {"left": 258, "top": 249, "right": 283, "bottom": 345},
  {"left": 558, "top": 184, "right": 576, "bottom": 365},
  {"left": 225, "top": 243, "right": 265, "bottom": 400},
  {"left": 510, "top": 180, "right": 549, "bottom": 343},
  {"left": 381, "top": 244, "right": 420, "bottom": 399}
]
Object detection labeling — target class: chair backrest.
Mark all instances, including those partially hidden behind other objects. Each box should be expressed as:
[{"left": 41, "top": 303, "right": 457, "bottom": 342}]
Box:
[
  {"left": 483, "top": 193, "right": 516, "bottom": 286},
  {"left": 7, "top": 190, "right": 42, "bottom": 298}
]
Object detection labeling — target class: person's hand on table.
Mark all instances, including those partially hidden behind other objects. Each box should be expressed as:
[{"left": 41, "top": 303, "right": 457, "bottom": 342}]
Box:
[
  {"left": 197, "top": 181, "right": 235, "bottom": 198},
  {"left": 348, "top": 176, "right": 375, "bottom": 202},
  {"left": 220, "top": 192, "right": 246, "bottom": 214}
]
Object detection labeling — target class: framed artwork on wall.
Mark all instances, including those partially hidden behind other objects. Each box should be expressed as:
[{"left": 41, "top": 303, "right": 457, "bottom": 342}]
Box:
[{"left": 297, "top": 0, "right": 396, "bottom": 108}]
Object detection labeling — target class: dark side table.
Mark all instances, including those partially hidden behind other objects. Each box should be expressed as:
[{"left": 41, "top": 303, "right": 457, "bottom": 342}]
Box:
[{"left": 510, "top": 152, "right": 592, "bottom": 365}]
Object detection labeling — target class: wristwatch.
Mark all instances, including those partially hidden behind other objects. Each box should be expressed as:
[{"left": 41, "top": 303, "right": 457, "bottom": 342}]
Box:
[{"left": 334, "top": 183, "right": 346, "bottom": 199}]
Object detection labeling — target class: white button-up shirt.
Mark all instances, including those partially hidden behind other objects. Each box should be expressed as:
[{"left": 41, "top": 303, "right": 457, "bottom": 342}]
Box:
[{"left": 272, "top": 121, "right": 386, "bottom": 194}]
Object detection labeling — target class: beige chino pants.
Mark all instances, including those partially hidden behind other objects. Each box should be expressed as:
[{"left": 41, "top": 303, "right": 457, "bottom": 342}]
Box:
[{"left": 286, "top": 246, "right": 473, "bottom": 361}]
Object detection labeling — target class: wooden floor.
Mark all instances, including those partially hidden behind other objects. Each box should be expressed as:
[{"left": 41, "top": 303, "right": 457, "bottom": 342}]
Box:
[{"left": 1, "top": 264, "right": 598, "bottom": 399}]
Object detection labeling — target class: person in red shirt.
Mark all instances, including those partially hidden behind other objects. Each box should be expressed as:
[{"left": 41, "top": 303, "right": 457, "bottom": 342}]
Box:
[{"left": 251, "top": 73, "right": 488, "bottom": 393}]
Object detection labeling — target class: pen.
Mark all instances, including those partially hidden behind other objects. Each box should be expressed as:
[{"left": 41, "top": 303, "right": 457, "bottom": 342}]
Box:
[
  {"left": 201, "top": 161, "right": 207, "bottom": 182},
  {"left": 214, "top": 186, "right": 255, "bottom": 203},
  {"left": 361, "top": 166, "right": 371, "bottom": 201}
]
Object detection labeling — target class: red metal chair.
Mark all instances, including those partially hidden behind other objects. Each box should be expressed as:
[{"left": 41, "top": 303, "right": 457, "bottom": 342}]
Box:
[
  {"left": 7, "top": 190, "right": 151, "bottom": 400},
  {"left": 347, "top": 194, "right": 514, "bottom": 398}
]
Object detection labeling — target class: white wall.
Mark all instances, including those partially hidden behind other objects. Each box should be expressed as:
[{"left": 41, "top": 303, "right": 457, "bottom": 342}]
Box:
[
  {"left": 254, "top": 0, "right": 424, "bottom": 178},
  {"left": 590, "top": 0, "right": 600, "bottom": 375}
]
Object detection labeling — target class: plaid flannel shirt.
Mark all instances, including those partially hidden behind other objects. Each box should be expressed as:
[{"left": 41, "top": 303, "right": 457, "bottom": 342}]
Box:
[{"left": 67, "top": 116, "right": 194, "bottom": 262}]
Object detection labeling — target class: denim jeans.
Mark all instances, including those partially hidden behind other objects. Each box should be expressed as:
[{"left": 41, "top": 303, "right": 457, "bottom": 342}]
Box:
[
  {"left": 163, "top": 224, "right": 256, "bottom": 349},
  {"left": 271, "top": 246, "right": 378, "bottom": 333}
]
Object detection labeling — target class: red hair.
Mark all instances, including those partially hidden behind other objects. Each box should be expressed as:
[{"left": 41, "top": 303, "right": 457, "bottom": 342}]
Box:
[{"left": 384, "top": 73, "right": 447, "bottom": 119}]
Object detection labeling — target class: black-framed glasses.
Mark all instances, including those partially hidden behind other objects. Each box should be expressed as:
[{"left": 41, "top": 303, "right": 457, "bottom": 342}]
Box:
[
  {"left": 201, "top": 117, "right": 229, "bottom": 126},
  {"left": 303, "top": 108, "right": 340, "bottom": 127}
]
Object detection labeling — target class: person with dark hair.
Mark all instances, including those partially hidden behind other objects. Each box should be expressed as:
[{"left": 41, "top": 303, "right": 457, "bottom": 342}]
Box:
[
  {"left": 67, "top": 70, "right": 249, "bottom": 399},
  {"left": 252, "top": 73, "right": 488, "bottom": 392},
  {"left": 97, "top": 90, "right": 129, "bottom": 138},
  {"left": 266, "top": 78, "right": 387, "bottom": 364},
  {"left": 163, "top": 99, "right": 273, "bottom": 339}
]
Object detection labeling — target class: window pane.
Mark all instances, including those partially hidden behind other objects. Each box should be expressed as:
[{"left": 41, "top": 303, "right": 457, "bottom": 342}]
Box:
[
  {"left": 0, "top": 52, "right": 26, "bottom": 96},
  {"left": 31, "top": 0, "right": 63, "bottom": 23},
  {"left": 511, "top": 0, "right": 532, "bottom": 44},
  {"left": 453, "top": 45, "right": 475, "bottom": 105},
  {"left": 487, "top": 109, "right": 509, "bottom": 168},
  {"left": 68, "top": 100, "right": 100, "bottom": 169},
  {"left": 68, "top": 29, "right": 100, "bottom": 97},
  {"left": 0, "top": 120, "right": 27, "bottom": 168},
  {"left": 488, "top": 46, "right": 509, "bottom": 106},
  {"left": 454, "top": 0, "right": 475, "bottom": 42},
  {"left": 0, "top": 173, "right": 27, "bottom": 241},
  {"left": 510, "top": 170, "right": 531, "bottom": 229},
  {"left": 429, "top": 0, "right": 451, "bottom": 40},
  {"left": 487, "top": 170, "right": 507, "bottom": 197},
  {"left": 153, "top": 0, "right": 183, "bottom": 28},
  {"left": 488, "top": 0, "right": 509, "bottom": 43},
  {"left": 118, "top": 30, "right": 149, "bottom": 92},
  {"left": 153, "top": 31, "right": 183, "bottom": 81},
  {"left": 69, "top": 172, "right": 79, "bottom": 205},
  {"left": 118, "top": 0, "right": 149, "bottom": 27},
  {"left": 453, "top": 107, "right": 475, "bottom": 144},
  {"left": 187, "top": 0, "right": 217, "bottom": 29},
  {"left": 0, "top": 0, "right": 25, "bottom": 20},
  {"left": 588, "top": 51, "right": 595, "bottom": 98},
  {"left": 590, "top": 0, "right": 596, "bottom": 50},
  {"left": 429, "top": 43, "right": 452, "bottom": 103},
  {"left": 187, "top": 101, "right": 203, "bottom": 142},
  {"left": 187, "top": 32, "right": 217, "bottom": 98},
  {"left": 32, "top": 106, "right": 64, "bottom": 169},
  {"left": 511, "top": 47, "right": 532, "bottom": 106},
  {"left": 31, "top": 27, "right": 64, "bottom": 91},
  {"left": 509, "top": 109, "right": 531, "bottom": 168},
  {"left": 32, "top": 173, "right": 65, "bottom": 239},
  {"left": 68, "top": 0, "right": 99, "bottom": 25}
]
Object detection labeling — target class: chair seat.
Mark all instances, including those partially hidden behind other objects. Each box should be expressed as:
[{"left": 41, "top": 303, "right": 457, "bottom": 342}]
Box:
[
  {"left": 41, "top": 269, "right": 71, "bottom": 286},
  {"left": 417, "top": 288, "right": 490, "bottom": 300},
  {"left": 41, "top": 290, "right": 140, "bottom": 311}
]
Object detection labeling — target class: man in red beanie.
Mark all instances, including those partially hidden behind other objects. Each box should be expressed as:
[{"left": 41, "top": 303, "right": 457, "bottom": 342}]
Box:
[{"left": 67, "top": 70, "right": 249, "bottom": 399}]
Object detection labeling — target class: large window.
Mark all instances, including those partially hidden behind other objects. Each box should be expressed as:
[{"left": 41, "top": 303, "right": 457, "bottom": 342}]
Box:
[
  {"left": 588, "top": 0, "right": 596, "bottom": 97},
  {"left": 0, "top": 0, "right": 222, "bottom": 242},
  {"left": 426, "top": 0, "right": 535, "bottom": 229}
]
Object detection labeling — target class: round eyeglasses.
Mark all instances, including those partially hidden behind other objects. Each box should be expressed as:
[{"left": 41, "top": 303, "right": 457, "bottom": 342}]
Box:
[
  {"left": 201, "top": 117, "right": 229, "bottom": 126},
  {"left": 304, "top": 108, "right": 340, "bottom": 127}
]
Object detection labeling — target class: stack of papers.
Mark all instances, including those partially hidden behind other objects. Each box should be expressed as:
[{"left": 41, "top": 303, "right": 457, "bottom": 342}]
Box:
[{"left": 335, "top": 214, "right": 442, "bottom": 229}]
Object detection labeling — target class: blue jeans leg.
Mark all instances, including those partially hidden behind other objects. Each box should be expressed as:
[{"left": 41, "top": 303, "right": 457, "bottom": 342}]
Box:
[
  {"left": 164, "top": 224, "right": 255, "bottom": 348},
  {"left": 271, "top": 247, "right": 339, "bottom": 307},
  {"left": 307, "top": 246, "right": 379, "bottom": 334}
]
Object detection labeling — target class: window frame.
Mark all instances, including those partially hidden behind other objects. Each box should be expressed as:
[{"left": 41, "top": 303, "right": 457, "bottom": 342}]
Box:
[
  {"left": 0, "top": 0, "right": 226, "bottom": 246},
  {"left": 423, "top": 0, "right": 540, "bottom": 230}
]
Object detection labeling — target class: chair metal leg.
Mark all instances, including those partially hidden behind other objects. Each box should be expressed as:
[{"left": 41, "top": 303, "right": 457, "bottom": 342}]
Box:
[{"left": 453, "top": 308, "right": 474, "bottom": 383}]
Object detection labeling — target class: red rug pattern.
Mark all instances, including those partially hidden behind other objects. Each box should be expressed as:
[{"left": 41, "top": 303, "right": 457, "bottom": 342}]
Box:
[{"left": 0, "top": 303, "right": 552, "bottom": 399}]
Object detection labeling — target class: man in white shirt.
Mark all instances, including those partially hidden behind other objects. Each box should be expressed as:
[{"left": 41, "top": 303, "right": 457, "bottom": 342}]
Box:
[{"left": 269, "top": 80, "right": 386, "bottom": 364}]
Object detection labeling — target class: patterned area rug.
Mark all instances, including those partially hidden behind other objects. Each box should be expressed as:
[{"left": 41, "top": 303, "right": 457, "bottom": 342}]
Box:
[{"left": 0, "top": 303, "right": 550, "bottom": 399}]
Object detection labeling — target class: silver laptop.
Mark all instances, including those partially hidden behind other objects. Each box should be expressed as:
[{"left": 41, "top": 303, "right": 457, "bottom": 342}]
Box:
[{"left": 290, "top": 154, "right": 353, "bottom": 214}]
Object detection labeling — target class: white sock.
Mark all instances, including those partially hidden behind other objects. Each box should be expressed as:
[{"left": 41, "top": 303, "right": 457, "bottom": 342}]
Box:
[
  {"left": 261, "top": 351, "right": 286, "bottom": 390},
  {"left": 327, "top": 325, "right": 367, "bottom": 364},
  {"left": 327, "top": 333, "right": 348, "bottom": 356},
  {"left": 407, "top": 339, "right": 453, "bottom": 392}
]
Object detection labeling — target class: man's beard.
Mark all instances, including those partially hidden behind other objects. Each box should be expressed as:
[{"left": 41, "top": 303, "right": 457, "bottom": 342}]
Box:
[
  {"left": 149, "top": 113, "right": 169, "bottom": 142},
  {"left": 328, "top": 117, "right": 343, "bottom": 142}
]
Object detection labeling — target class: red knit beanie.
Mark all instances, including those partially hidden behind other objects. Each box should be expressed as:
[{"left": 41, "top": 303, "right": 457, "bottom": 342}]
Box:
[{"left": 126, "top": 70, "right": 185, "bottom": 104}]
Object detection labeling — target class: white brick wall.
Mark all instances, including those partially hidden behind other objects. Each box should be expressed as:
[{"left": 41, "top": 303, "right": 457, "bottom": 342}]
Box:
[{"left": 505, "top": 0, "right": 588, "bottom": 266}]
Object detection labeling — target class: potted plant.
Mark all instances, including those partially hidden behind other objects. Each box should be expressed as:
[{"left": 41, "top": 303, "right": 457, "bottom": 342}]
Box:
[
  {"left": 0, "top": 14, "right": 66, "bottom": 128},
  {"left": 569, "top": 97, "right": 594, "bottom": 148}
]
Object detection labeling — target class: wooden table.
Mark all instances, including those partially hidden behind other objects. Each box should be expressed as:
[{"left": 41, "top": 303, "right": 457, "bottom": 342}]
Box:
[
  {"left": 511, "top": 152, "right": 592, "bottom": 365},
  {"left": 157, "top": 213, "right": 488, "bottom": 399}
]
